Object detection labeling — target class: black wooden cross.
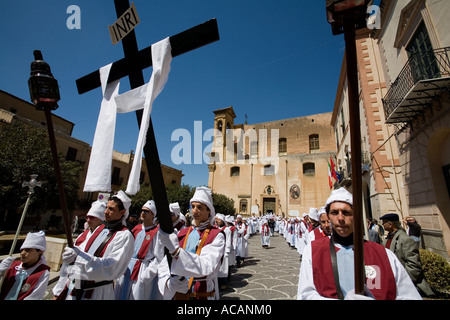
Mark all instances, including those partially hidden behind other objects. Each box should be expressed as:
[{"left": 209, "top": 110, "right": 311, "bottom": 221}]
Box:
[{"left": 76, "top": 0, "right": 219, "bottom": 233}]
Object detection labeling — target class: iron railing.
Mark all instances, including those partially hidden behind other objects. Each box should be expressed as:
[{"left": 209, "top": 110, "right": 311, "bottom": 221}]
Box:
[{"left": 382, "top": 47, "right": 450, "bottom": 120}]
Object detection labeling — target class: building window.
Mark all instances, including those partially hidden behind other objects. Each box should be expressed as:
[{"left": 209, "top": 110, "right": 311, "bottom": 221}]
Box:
[
  {"left": 264, "top": 164, "right": 275, "bottom": 176},
  {"left": 340, "top": 109, "right": 345, "bottom": 135},
  {"left": 112, "top": 167, "right": 121, "bottom": 185},
  {"left": 239, "top": 199, "right": 248, "bottom": 213},
  {"left": 216, "top": 120, "right": 223, "bottom": 132},
  {"left": 250, "top": 141, "right": 258, "bottom": 158},
  {"left": 279, "top": 138, "right": 287, "bottom": 155},
  {"left": 66, "top": 147, "right": 78, "bottom": 161},
  {"left": 309, "top": 134, "right": 320, "bottom": 153},
  {"left": 230, "top": 166, "right": 240, "bottom": 177},
  {"left": 303, "top": 162, "right": 315, "bottom": 175},
  {"left": 406, "top": 21, "right": 440, "bottom": 82}
]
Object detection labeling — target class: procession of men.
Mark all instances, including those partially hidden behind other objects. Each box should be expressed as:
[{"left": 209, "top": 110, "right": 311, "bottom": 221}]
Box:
[
  {"left": 2, "top": 186, "right": 435, "bottom": 301},
  {"left": 0, "top": 0, "right": 443, "bottom": 304}
]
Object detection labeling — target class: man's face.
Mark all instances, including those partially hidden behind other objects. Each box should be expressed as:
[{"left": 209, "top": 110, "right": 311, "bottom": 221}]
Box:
[
  {"left": 105, "top": 200, "right": 125, "bottom": 222},
  {"left": 328, "top": 201, "right": 353, "bottom": 237},
  {"left": 382, "top": 220, "right": 394, "bottom": 232},
  {"left": 140, "top": 206, "right": 155, "bottom": 226},
  {"left": 86, "top": 215, "right": 102, "bottom": 230},
  {"left": 20, "top": 248, "right": 41, "bottom": 268},
  {"left": 191, "top": 202, "right": 210, "bottom": 223},
  {"left": 215, "top": 217, "right": 224, "bottom": 227},
  {"left": 319, "top": 214, "right": 332, "bottom": 236}
]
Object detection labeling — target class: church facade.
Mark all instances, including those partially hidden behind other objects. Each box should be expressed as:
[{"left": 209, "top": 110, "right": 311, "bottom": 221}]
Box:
[{"left": 207, "top": 106, "right": 336, "bottom": 217}]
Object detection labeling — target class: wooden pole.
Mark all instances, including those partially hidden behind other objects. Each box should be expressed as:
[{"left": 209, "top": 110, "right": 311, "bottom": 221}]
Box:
[
  {"left": 343, "top": 19, "right": 365, "bottom": 295},
  {"left": 44, "top": 109, "right": 74, "bottom": 248}
]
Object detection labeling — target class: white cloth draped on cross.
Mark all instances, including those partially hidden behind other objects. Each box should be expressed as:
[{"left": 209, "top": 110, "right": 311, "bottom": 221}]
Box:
[{"left": 83, "top": 37, "right": 172, "bottom": 195}]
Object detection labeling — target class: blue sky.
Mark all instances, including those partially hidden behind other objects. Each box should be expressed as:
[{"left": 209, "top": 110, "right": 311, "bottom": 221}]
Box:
[{"left": 0, "top": 0, "right": 351, "bottom": 188}]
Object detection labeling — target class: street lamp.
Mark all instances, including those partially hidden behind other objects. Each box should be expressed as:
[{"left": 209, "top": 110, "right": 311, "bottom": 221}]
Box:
[
  {"left": 326, "top": 0, "right": 371, "bottom": 296},
  {"left": 28, "top": 50, "right": 60, "bottom": 110},
  {"left": 326, "top": 0, "right": 371, "bottom": 35},
  {"left": 28, "top": 50, "right": 73, "bottom": 248}
]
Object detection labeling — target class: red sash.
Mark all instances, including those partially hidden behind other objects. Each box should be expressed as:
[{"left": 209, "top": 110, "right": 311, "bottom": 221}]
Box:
[
  {"left": 178, "top": 225, "right": 222, "bottom": 248},
  {"left": 313, "top": 227, "right": 325, "bottom": 240},
  {"left": 262, "top": 225, "right": 270, "bottom": 237},
  {"left": 177, "top": 226, "right": 223, "bottom": 299},
  {"left": 130, "top": 225, "right": 159, "bottom": 280},
  {"left": 311, "top": 237, "right": 397, "bottom": 300},
  {"left": 75, "top": 224, "right": 106, "bottom": 252},
  {"left": 0, "top": 260, "right": 50, "bottom": 300}
]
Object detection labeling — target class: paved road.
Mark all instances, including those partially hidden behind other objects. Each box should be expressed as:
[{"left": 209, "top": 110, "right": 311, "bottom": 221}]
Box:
[
  {"left": 220, "top": 231, "right": 300, "bottom": 300},
  {"left": 43, "top": 231, "right": 301, "bottom": 300}
]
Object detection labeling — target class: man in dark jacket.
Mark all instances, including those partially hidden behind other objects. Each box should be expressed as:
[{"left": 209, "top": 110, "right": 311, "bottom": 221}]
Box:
[{"left": 381, "top": 213, "right": 434, "bottom": 297}]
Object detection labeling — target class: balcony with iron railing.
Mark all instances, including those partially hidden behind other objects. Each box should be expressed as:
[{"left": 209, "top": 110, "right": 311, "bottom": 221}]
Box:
[{"left": 382, "top": 47, "right": 450, "bottom": 124}]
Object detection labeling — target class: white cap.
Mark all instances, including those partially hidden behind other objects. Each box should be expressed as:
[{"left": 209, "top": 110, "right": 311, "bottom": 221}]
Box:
[
  {"left": 20, "top": 231, "right": 46, "bottom": 251},
  {"left": 87, "top": 200, "right": 106, "bottom": 221},
  {"left": 143, "top": 200, "right": 157, "bottom": 214},
  {"left": 115, "top": 190, "right": 131, "bottom": 221},
  {"left": 169, "top": 202, "right": 180, "bottom": 217},
  {"left": 215, "top": 213, "right": 225, "bottom": 222},
  {"left": 308, "top": 208, "right": 319, "bottom": 221},
  {"left": 325, "top": 187, "right": 353, "bottom": 207},
  {"left": 319, "top": 206, "right": 327, "bottom": 217},
  {"left": 190, "top": 186, "right": 215, "bottom": 223},
  {"left": 225, "top": 215, "right": 235, "bottom": 224}
]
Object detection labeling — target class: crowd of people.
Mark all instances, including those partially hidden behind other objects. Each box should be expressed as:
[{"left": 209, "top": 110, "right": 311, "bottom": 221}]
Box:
[{"left": 0, "top": 186, "right": 436, "bottom": 300}]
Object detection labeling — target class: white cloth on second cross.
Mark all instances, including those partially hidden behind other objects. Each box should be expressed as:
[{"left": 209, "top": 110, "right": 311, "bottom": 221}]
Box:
[{"left": 84, "top": 37, "right": 172, "bottom": 194}]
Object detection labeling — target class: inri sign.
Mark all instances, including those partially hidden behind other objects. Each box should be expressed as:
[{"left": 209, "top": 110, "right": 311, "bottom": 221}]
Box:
[{"left": 108, "top": 2, "right": 140, "bottom": 45}]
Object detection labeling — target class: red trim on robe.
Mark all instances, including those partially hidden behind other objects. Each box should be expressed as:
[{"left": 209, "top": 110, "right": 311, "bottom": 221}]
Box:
[
  {"left": 130, "top": 225, "right": 159, "bottom": 280},
  {"left": 0, "top": 260, "right": 50, "bottom": 300},
  {"left": 311, "top": 236, "right": 396, "bottom": 300}
]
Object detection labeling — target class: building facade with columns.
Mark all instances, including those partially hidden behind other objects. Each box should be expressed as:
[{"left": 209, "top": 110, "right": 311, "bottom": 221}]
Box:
[{"left": 208, "top": 106, "right": 336, "bottom": 217}]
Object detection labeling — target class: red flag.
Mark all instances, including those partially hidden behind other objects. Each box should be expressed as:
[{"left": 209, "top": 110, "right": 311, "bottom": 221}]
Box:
[
  {"left": 330, "top": 156, "right": 338, "bottom": 181},
  {"left": 327, "top": 160, "right": 333, "bottom": 189}
]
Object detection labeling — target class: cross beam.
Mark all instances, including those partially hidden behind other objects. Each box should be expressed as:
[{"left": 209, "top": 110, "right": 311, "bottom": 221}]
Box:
[
  {"left": 76, "top": 0, "right": 219, "bottom": 234},
  {"left": 76, "top": 18, "right": 219, "bottom": 94}
]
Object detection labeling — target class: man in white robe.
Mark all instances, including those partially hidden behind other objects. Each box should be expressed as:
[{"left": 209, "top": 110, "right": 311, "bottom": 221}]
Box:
[
  {"left": 158, "top": 187, "right": 225, "bottom": 300},
  {"left": 53, "top": 201, "right": 108, "bottom": 299},
  {"left": 297, "top": 188, "right": 422, "bottom": 300},
  {"left": 0, "top": 231, "right": 50, "bottom": 300},
  {"left": 115, "top": 200, "right": 164, "bottom": 300},
  {"left": 61, "top": 191, "right": 134, "bottom": 300},
  {"left": 235, "top": 215, "right": 249, "bottom": 267},
  {"left": 261, "top": 219, "right": 271, "bottom": 248},
  {"left": 215, "top": 213, "right": 231, "bottom": 290}
]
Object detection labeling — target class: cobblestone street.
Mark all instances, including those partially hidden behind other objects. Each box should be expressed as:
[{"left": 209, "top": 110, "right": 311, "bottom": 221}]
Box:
[{"left": 220, "top": 232, "right": 300, "bottom": 300}]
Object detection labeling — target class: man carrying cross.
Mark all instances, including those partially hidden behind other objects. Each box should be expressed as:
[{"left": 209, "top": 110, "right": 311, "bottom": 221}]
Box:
[
  {"left": 76, "top": 0, "right": 219, "bottom": 237},
  {"left": 158, "top": 187, "right": 225, "bottom": 300}
]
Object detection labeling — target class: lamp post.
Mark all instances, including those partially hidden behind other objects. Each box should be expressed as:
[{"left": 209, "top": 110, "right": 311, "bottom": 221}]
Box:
[
  {"left": 326, "top": 0, "right": 371, "bottom": 295},
  {"left": 28, "top": 50, "right": 73, "bottom": 248}
]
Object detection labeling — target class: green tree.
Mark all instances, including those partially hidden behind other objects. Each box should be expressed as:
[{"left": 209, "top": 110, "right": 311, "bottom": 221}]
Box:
[
  {"left": 212, "top": 193, "right": 236, "bottom": 215},
  {"left": 0, "top": 121, "right": 83, "bottom": 230}
]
